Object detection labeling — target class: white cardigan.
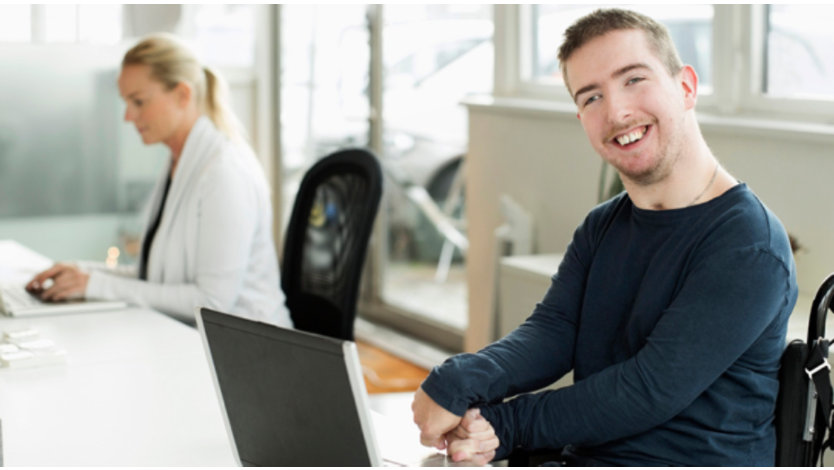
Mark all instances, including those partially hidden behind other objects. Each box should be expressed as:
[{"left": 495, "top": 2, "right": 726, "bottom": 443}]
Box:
[{"left": 86, "top": 117, "right": 291, "bottom": 327}]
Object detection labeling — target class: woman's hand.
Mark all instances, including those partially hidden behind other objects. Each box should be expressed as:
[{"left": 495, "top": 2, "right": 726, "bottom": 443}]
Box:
[
  {"left": 445, "top": 408, "right": 499, "bottom": 466},
  {"left": 26, "top": 263, "right": 89, "bottom": 301}
]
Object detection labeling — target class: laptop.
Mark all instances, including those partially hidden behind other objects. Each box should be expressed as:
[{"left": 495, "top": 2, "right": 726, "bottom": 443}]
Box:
[
  {"left": 196, "top": 307, "right": 450, "bottom": 467},
  {"left": 0, "top": 283, "right": 127, "bottom": 317}
]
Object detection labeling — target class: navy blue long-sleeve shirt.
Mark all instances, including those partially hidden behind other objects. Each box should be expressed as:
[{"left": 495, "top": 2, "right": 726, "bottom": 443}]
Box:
[{"left": 422, "top": 184, "right": 797, "bottom": 465}]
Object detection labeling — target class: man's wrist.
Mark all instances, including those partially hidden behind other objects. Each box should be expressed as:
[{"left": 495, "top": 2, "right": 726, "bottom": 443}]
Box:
[
  {"left": 421, "top": 371, "right": 469, "bottom": 416},
  {"left": 478, "top": 404, "right": 513, "bottom": 461}
]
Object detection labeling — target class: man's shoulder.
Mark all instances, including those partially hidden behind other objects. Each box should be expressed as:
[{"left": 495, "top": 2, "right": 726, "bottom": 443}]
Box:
[
  {"left": 567, "top": 192, "right": 632, "bottom": 252},
  {"left": 712, "top": 185, "right": 789, "bottom": 244},
  {"left": 697, "top": 184, "right": 795, "bottom": 271}
]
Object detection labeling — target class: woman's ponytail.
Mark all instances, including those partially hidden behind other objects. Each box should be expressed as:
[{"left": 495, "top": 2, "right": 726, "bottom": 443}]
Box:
[{"left": 203, "top": 66, "right": 246, "bottom": 142}]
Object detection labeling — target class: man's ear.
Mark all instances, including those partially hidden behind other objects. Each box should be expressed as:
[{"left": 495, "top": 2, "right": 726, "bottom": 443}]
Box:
[{"left": 679, "top": 65, "right": 698, "bottom": 110}]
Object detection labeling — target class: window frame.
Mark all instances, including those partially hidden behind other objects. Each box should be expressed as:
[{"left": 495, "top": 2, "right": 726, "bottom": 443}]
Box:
[{"left": 738, "top": 4, "right": 834, "bottom": 120}]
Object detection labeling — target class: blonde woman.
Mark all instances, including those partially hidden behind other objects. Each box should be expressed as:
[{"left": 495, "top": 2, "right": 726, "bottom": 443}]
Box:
[{"left": 27, "top": 34, "right": 290, "bottom": 328}]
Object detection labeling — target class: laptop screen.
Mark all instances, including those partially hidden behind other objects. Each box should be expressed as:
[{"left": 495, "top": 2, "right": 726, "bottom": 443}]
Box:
[{"left": 198, "top": 308, "right": 378, "bottom": 466}]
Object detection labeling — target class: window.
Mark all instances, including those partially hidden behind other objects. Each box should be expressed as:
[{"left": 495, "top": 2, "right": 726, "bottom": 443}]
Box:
[
  {"left": 42, "top": 5, "right": 79, "bottom": 43},
  {"left": 0, "top": 5, "right": 31, "bottom": 42},
  {"left": 185, "top": 4, "right": 257, "bottom": 68},
  {"left": 78, "top": 5, "right": 122, "bottom": 45},
  {"left": 279, "top": 5, "right": 493, "bottom": 350},
  {"left": 279, "top": 5, "right": 369, "bottom": 175},
  {"left": 377, "top": 4, "right": 492, "bottom": 340},
  {"left": 764, "top": 5, "right": 834, "bottom": 101},
  {"left": 0, "top": 5, "right": 123, "bottom": 44}
]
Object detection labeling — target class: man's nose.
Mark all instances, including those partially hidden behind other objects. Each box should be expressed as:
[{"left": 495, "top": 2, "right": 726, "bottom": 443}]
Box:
[{"left": 606, "top": 91, "right": 633, "bottom": 124}]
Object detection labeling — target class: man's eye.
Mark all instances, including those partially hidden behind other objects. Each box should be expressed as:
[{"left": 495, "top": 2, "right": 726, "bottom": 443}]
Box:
[
  {"left": 627, "top": 77, "right": 645, "bottom": 85},
  {"left": 584, "top": 95, "right": 600, "bottom": 107},
  {"left": 134, "top": 100, "right": 143, "bottom": 107}
]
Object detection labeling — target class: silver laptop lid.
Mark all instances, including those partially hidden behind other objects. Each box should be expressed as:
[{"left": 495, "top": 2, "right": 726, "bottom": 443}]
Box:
[{"left": 196, "top": 307, "right": 382, "bottom": 466}]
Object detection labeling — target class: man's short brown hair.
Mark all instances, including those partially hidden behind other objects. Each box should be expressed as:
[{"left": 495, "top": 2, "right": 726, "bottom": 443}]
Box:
[{"left": 557, "top": 8, "right": 683, "bottom": 96}]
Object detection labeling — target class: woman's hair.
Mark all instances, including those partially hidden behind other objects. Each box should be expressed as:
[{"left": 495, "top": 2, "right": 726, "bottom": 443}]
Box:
[{"left": 122, "top": 33, "right": 245, "bottom": 141}]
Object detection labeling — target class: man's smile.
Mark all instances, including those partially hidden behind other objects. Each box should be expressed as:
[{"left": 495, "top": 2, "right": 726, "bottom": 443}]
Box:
[{"left": 613, "top": 125, "right": 649, "bottom": 147}]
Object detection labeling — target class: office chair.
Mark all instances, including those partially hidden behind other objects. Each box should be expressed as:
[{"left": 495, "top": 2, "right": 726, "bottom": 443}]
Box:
[
  {"left": 775, "top": 273, "right": 834, "bottom": 466},
  {"left": 281, "top": 148, "right": 382, "bottom": 341}
]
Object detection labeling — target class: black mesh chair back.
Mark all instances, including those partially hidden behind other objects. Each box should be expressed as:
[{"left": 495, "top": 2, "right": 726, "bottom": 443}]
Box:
[{"left": 281, "top": 148, "right": 382, "bottom": 340}]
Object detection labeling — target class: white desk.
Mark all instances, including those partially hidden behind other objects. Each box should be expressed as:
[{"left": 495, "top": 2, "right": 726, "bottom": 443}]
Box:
[
  {"left": 0, "top": 309, "right": 237, "bottom": 466},
  {"left": 0, "top": 240, "right": 436, "bottom": 466},
  {"left": 0, "top": 310, "right": 443, "bottom": 466},
  {"left": 0, "top": 239, "right": 236, "bottom": 465}
]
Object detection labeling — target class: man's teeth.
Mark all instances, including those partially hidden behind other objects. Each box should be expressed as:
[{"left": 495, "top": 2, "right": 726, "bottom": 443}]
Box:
[{"left": 616, "top": 128, "right": 646, "bottom": 146}]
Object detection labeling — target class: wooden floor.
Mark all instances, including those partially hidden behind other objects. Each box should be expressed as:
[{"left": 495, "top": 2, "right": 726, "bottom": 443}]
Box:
[{"left": 356, "top": 340, "right": 430, "bottom": 394}]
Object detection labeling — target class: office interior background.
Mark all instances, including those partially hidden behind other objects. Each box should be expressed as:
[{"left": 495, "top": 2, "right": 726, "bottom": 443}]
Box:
[{"left": 2, "top": 4, "right": 833, "bottom": 361}]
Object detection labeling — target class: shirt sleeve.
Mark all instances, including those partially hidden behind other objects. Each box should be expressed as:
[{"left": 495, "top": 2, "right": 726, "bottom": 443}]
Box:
[
  {"left": 77, "top": 260, "right": 137, "bottom": 278},
  {"left": 478, "top": 246, "right": 795, "bottom": 459},
  {"left": 421, "top": 215, "right": 596, "bottom": 416}
]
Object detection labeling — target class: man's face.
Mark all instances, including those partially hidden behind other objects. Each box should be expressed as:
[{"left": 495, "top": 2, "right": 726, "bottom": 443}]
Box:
[{"left": 566, "top": 29, "right": 695, "bottom": 186}]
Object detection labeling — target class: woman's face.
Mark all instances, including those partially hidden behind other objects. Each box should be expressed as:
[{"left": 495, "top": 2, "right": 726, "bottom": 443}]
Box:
[{"left": 117, "top": 64, "right": 189, "bottom": 147}]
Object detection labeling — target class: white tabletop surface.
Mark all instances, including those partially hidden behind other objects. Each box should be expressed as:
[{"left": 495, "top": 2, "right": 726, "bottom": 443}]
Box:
[
  {"left": 0, "top": 240, "right": 443, "bottom": 466},
  {"left": 0, "top": 309, "right": 236, "bottom": 466}
]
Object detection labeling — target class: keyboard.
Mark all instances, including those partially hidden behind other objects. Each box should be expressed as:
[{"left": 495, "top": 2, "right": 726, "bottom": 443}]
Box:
[
  {"left": 0, "top": 284, "right": 44, "bottom": 313},
  {"left": 0, "top": 283, "right": 127, "bottom": 317}
]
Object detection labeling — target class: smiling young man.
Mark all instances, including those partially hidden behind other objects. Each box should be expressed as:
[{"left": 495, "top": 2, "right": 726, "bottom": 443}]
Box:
[{"left": 412, "top": 9, "right": 798, "bottom": 466}]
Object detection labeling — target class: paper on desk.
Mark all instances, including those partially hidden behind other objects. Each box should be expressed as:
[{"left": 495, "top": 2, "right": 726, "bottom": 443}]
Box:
[{"left": 0, "top": 328, "right": 67, "bottom": 369}]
